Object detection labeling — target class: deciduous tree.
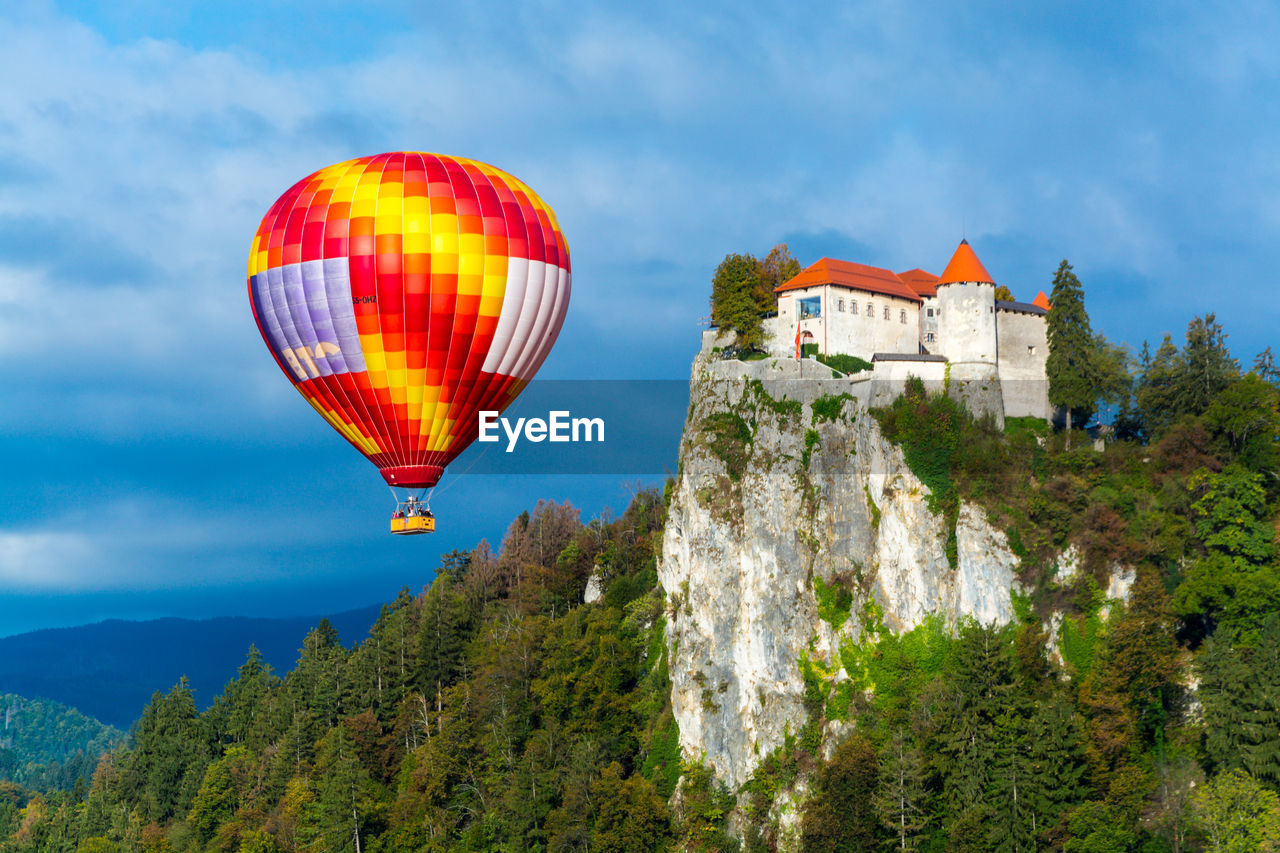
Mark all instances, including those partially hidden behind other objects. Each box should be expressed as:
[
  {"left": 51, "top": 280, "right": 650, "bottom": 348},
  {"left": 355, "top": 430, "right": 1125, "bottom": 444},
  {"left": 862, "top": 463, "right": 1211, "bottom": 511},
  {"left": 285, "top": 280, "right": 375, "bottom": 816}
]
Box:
[{"left": 1190, "top": 769, "right": 1280, "bottom": 852}]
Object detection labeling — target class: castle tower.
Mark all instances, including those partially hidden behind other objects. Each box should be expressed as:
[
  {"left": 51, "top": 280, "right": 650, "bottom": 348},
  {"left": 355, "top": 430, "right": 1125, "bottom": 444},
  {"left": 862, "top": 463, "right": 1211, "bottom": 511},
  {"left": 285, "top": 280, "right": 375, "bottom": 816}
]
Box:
[
  {"left": 935, "top": 239, "right": 1004, "bottom": 424},
  {"left": 935, "top": 239, "right": 998, "bottom": 375}
]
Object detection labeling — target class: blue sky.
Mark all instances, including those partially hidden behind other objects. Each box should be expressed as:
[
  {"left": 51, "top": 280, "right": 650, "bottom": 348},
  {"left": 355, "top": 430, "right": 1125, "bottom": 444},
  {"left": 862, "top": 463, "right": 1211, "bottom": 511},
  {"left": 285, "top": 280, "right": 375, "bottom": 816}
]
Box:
[{"left": 1, "top": 1, "right": 1278, "bottom": 635}]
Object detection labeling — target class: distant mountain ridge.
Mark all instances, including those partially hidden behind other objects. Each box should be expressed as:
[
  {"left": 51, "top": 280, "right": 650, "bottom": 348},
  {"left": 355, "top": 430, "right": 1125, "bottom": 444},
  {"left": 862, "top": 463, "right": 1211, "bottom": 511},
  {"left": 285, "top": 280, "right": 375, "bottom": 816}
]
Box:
[{"left": 0, "top": 606, "right": 381, "bottom": 729}]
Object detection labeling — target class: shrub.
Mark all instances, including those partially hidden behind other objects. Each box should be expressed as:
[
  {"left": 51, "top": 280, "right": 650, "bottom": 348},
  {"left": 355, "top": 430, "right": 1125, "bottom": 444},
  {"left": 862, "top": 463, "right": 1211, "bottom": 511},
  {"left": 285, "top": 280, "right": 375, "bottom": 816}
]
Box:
[
  {"left": 801, "top": 429, "right": 820, "bottom": 468},
  {"left": 816, "top": 352, "right": 874, "bottom": 375},
  {"left": 813, "top": 576, "right": 854, "bottom": 629},
  {"left": 699, "top": 412, "right": 752, "bottom": 482},
  {"left": 811, "top": 393, "right": 855, "bottom": 424}
]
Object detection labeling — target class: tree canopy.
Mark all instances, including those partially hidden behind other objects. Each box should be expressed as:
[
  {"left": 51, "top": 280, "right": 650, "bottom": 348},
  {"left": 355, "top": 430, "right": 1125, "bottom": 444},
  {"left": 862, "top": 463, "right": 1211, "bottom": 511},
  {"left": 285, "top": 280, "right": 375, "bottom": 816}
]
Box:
[
  {"left": 709, "top": 244, "right": 800, "bottom": 351},
  {"left": 1045, "top": 260, "right": 1099, "bottom": 434}
]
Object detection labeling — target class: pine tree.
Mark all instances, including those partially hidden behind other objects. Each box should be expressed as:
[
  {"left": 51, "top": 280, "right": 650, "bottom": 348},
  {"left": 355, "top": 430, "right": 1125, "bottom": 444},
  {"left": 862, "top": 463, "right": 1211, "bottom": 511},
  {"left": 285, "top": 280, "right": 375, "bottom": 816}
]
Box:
[
  {"left": 350, "top": 588, "right": 419, "bottom": 719},
  {"left": 1255, "top": 347, "right": 1280, "bottom": 388},
  {"left": 1023, "top": 700, "right": 1087, "bottom": 843},
  {"left": 125, "top": 678, "right": 207, "bottom": 823},
  {"left": 988, "top": 710, "right": 1036, "bottom": 853},
  {"left": 217, "top": 645, "right": 275, "bottom": 749},
  {"left": 1045, "top": 260, "right": 1097, "bottom": 442},
  {"left": 309, "top": 726, "right": 374, "bottom": 853},
  {"left": 874, "top": 729, "right": 927, "bottom": 851},
  {"left": 1136, "top": 334, "right": 1184, "bottom": 438},
  {"left": 1199, "top": 615, "right": 1280, "bottom": 787},
  {"left": 417, "top": 573, "right": 471, "bottom": 734},
  {"left": 936, "top": 625, "right": 1016, "bottom": 831},
  {"left": 286, "top": 621, "right": 347, "bottom": 735},
  {"left": 1176, "top": 313, "right": 1238, "bottom": 416}
]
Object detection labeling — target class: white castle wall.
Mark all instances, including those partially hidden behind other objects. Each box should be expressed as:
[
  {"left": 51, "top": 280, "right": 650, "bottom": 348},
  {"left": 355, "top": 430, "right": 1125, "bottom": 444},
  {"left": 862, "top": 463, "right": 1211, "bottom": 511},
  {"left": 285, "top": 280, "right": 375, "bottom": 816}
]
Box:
[
  {"left": 919, "top": 296, "right": 939, "bottom": 352},
  {"left": 777, "top": 287, "right": 920, "bottom": 360},
  {"left": 996, "top": 308, "right": 1051, "bottom": 420},
  {"left": 935, "top": 281, "right": 998, "bottom": 380}
]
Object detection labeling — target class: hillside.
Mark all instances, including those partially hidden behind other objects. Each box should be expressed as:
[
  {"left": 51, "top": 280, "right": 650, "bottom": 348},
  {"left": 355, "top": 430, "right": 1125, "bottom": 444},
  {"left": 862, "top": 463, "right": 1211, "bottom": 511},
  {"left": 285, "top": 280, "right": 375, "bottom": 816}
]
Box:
[
  {"left": 0, "top": 315, "right": 1277, "bottom": 851},
  {"left": 0, "top": 695, "right": 123, "bottom": 792},
  {"left": 0, "top": 607, "right": 380, "bottom": 729}
]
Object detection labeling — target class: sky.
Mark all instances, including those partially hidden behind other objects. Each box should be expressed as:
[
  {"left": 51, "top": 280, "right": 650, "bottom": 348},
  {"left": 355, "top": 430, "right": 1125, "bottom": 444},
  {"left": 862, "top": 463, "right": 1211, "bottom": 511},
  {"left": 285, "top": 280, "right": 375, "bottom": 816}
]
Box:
[{"left": 1, "top": 0, "right": 1278, "bottom": 635}]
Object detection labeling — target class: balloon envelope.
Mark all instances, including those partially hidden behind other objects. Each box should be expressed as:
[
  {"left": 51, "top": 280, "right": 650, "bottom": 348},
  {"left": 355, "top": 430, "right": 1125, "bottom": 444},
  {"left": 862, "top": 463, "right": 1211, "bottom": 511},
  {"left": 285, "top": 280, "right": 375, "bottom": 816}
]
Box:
[{"left": 248, "top": 152, "right": 571, "bottom": 488}]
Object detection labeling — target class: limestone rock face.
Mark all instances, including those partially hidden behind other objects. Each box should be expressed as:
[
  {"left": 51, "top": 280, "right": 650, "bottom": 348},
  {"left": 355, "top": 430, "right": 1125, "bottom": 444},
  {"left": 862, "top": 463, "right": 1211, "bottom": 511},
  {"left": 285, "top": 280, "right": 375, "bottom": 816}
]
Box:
[
  {"left": 583, "top": 571, "right": 604, "bottom": 604},
  {"left": 659, "top": 354, "right": 1026, "bottom": 788}
]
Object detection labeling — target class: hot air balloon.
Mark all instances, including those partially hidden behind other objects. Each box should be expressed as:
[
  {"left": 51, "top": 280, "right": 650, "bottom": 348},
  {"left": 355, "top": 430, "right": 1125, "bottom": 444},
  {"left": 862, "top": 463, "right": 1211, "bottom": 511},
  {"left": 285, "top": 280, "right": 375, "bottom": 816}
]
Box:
[{"left": 247, "top": 152, "right": 571, "bottom": 534}]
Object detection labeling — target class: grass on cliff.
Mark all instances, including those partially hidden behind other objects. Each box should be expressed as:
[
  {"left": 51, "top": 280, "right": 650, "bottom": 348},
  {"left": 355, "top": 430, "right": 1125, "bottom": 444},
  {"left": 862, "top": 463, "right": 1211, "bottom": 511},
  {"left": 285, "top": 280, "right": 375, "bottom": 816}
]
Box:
[
  {"left": 811, "top": 392, "right": 856, "bottom": 424},
  {"left": 816, "top": 352, "right": 874, "bottom": 376},
  {"left": 700, "top": 411, "right": 753, "bottom": 482},
  {"left": 813, "top": 576, "right": 854, "bottom": 629}
]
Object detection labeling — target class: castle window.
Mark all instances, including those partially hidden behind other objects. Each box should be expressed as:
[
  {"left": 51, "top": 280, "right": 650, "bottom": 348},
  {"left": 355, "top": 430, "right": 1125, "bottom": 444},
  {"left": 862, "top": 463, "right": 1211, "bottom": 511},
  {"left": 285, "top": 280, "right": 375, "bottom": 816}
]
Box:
[
  {"left": 1028, "top": 346, "right": 1036, "bottom": 355},
  {"left": 900, "top": 310, "right": 907, "bottom": 324},
  {"left": 867, "top": 302, "right": 873, "bottom": 316},
  {"left": 883, "top": 306, "right": 890, "bottom": 320},
  {"left": 926, "top": 332, "right": 935, "bottom": 342},
  {"left": 927, "top": 308, "right": 934, "bottom": 317},
  {"left": 799, "top": 296, "right": 821, "bottom": 319},
  {"left": 838, "top": 298, "right": 845, "bottom": 312}
]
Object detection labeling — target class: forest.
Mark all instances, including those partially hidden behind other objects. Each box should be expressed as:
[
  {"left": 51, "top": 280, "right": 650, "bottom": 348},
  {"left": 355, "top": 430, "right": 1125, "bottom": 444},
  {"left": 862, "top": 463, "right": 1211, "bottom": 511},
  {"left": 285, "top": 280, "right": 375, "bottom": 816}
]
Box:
[
  {"left": 1, "top": 261, "right": 1279, "bottom": 850},
  {"left": 0, "top": 696, "right": 122, "bottom": 794}
]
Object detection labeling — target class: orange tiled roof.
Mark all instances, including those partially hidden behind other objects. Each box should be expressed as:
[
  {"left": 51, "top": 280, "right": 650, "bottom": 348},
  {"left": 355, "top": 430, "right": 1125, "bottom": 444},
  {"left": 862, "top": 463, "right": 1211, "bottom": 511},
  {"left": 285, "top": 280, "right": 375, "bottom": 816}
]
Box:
[
  {"left": 937, "top": 239, "right": 995, "bottom": 285},
  {"left": 897, "top": 268, "right": 939, "bottom": 298},
  {"left": 775, "top": 257, "right": 922, "bottom": 303},
  {"left": 1032, "top": 291, "right": 1051, "bottom": 310}
]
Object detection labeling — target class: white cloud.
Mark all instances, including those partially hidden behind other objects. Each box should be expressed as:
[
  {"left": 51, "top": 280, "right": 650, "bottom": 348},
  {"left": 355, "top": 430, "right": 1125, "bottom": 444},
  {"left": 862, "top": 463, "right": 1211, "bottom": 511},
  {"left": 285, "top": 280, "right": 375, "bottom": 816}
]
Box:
[
  {"left": 0, "top": 530, "right": 96, "bottom": 587},
  {"left": 0, "top": 491, "right": 371, "bottom": 592}
]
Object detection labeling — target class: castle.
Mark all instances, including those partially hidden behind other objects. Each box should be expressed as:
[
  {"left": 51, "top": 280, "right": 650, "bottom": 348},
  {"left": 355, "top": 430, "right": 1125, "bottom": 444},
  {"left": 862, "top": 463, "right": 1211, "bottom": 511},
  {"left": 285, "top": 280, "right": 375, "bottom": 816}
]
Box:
[{"left": 759, "top": 239, "right": 1052, "bottom": 421}]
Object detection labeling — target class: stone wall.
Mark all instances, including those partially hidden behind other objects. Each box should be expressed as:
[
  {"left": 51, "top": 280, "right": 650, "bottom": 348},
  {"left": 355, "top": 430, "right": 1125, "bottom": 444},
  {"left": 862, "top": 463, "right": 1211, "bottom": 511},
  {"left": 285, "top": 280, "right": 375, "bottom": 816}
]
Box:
[
  {"left": 919, "top": 295, "right": 939, "bottom": 351},
  {"left": 996, "top": 307, "right": 1051, "bottom": 420},
  {"left": 936, "top": 280, "right": 997, "bottom": 368},
  {"left": 868, "top": 358, "right": 948, "bottom": 406}
]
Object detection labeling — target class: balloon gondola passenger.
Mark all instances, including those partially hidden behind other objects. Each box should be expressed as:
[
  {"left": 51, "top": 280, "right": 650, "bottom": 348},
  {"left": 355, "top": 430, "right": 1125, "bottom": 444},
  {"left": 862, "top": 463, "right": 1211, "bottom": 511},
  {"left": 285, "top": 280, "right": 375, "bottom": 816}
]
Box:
[{"left": 390, "top": 498, "right": 435, "bottom": 535}]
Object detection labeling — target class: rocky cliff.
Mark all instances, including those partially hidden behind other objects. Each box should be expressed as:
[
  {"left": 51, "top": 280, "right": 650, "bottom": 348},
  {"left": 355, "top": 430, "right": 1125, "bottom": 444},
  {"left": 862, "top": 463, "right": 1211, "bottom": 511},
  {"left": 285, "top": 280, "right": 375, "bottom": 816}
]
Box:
[{"left": 658, "top": 350, "right": 1028, "bottom": 789}]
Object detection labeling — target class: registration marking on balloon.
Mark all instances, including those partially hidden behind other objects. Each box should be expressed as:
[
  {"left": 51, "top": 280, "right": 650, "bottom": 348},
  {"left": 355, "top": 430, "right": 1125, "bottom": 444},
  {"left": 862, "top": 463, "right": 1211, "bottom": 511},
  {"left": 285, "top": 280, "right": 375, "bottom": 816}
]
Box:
[{"left": 247, "top": 152, "right": 570, "bottom": 489}]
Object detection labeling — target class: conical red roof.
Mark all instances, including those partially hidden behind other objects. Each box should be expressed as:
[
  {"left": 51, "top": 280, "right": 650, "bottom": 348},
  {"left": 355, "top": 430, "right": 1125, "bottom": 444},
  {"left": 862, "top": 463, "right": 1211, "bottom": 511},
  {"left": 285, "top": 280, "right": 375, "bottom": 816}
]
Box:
[
  {"left": 1032, "top": 291, "right": 1051, "bottom": 310},
  {"left": 937, "top": 239, "right": 995, "bottom": 285}
]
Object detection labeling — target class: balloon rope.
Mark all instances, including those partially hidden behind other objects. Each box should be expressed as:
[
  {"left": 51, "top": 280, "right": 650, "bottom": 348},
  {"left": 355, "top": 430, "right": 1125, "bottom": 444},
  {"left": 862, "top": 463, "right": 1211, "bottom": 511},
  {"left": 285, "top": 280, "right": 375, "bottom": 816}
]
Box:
[{"left": 427, "top": 440, "right": 494, "bottom": 501}]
